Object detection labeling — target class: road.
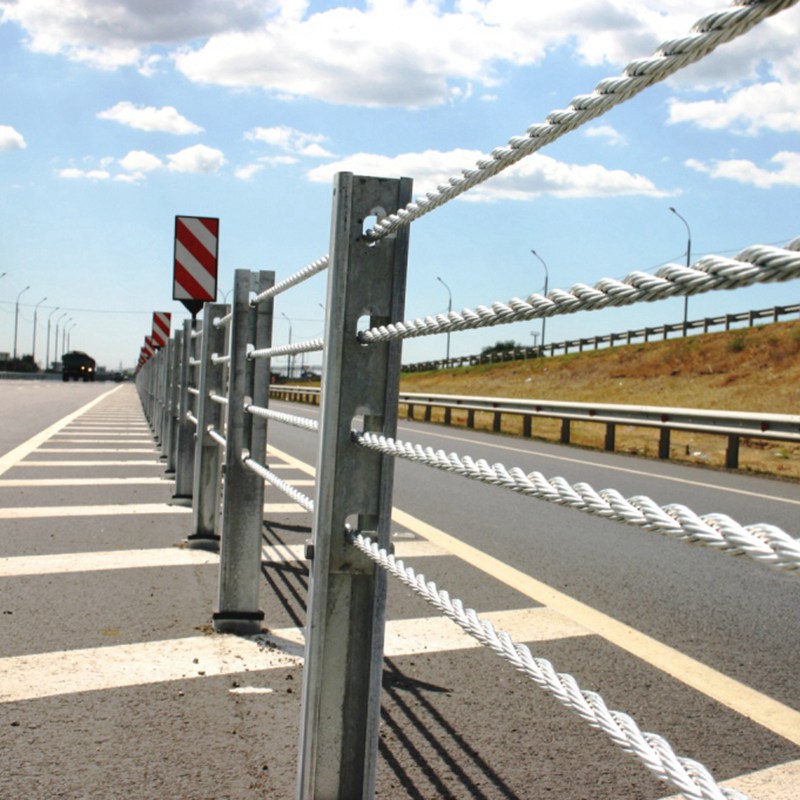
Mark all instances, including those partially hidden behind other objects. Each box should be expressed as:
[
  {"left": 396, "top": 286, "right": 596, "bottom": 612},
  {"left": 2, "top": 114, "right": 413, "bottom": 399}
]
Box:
[
  {"left": 266, "top": 397, "right": 800, "bottom": 797},
  {"left": 0, "top": 381, "right": 797, "bottom": 798}
]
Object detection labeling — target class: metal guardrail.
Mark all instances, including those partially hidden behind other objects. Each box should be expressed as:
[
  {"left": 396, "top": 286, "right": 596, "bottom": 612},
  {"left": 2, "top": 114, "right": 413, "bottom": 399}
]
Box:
[
  {"left": 402, "top": 303, "right": 800, "bottom": 372},
  {"left": 268, "top": 385, "right": 800, "bottom": 469}
]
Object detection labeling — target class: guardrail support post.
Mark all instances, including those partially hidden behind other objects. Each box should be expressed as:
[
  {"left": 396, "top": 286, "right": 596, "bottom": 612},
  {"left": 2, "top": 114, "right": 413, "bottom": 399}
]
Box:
[
  {"left": 560, "top": 418, "right": 571, "bottom": 444},
  {"left": 213, "top": 270, "right": 274, "bottom": 635},
  {"left": 188, "top": 303, "right": 228, "bottom": 550},
  {"left": 726, "top": 434, "right": 740, "bottom": 469},
  {"left": 166, "top": 331, "right": 182, "bottom": 473},
  {"left": 174, "top": 319, "right": 195, "bottom": 501},
  {"left": 659, "top": 428, "right": 671, "bottom": 459},
  {"left": 298, "top": 172, "right": 412, "bottom": 800},
  {"left": 605, "top": 422, "right": 616, "bottom": 452}
]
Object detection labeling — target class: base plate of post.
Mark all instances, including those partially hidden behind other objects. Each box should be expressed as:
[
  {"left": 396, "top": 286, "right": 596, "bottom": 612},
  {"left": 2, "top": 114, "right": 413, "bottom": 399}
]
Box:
[{"left": 212, "top": 609, "right": 265, "bottom": 636}]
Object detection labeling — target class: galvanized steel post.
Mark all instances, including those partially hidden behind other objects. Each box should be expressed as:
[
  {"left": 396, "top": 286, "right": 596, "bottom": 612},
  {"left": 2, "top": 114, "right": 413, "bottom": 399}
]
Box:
[
  {"left": 297, "top": 172, "right": 412, "bottom": 800},
  {"left": 174, "top": 319, "right": 196, "bottom": 500},
  {"left": 166, "top": 331, "right": 182, "bottom": 473},
  {"left": 213, "top": 269, "right": 274, "bottom": 635},
  {"left": 188, "top": 302, "right": 228, "bottom": 550}
]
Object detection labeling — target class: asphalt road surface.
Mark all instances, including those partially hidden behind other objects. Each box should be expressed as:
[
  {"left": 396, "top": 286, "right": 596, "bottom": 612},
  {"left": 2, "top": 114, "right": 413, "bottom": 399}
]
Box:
[{"left": 0, "top": 381, "right": 798, "bottom": 799}]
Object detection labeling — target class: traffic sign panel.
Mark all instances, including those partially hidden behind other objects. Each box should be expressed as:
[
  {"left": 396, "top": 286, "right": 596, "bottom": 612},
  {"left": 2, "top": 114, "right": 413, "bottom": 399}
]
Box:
[
  {"left": 173, "top": 216, "right": 219, "bottom": 315},
  {"left": 152, "top": 311, "right": 171, "bottom": 348}
]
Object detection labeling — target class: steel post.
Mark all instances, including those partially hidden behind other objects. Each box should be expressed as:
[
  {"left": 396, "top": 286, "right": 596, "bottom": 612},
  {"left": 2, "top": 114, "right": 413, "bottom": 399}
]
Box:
[
  {"left": 166, "top": 330, "right": 183, "bottom": 474},
  {"left": 213, "top": 270, "right": 274, "bottom": 635},
  {"left": 188, "top": 302, "right": 228, "bottom": 550},
  {"left": 297, "top": 172, "right": 412, "bottom": 800},
  {"left": 174, "top": 319, "right": 196, "bottom": 500}
]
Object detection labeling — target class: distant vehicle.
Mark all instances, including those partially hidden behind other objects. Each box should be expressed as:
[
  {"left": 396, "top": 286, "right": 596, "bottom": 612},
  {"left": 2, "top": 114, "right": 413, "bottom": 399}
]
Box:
[{"left": 62, "top": 351, "right": 96, "bottom": 382}]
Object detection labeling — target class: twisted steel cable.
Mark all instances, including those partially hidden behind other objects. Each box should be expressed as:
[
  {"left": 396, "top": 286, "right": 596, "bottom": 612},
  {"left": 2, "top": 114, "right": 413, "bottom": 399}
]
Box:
[
  {"left": 359, "top": 241, "right": 800, "bottom": 344},
  {"left": 249, "top": 338, "right": 325, "bottom": 360},
  {"left": 244, "top": 403, "right": 320, "bottom": 433},
  {"left": 251, "top": 256, "right": 330, "bottom": 306},
  {"left": 353, "top": 432, "right": 800, "bottom": 574},
  {"left": 350, "top": 533, "right": 749, "bottom": 800},
  {"left": 366, "top": 0, "right": 799, "bottom": 241},
  {"left": 243, "top": 456, "right": 315, "bottom": 513}
]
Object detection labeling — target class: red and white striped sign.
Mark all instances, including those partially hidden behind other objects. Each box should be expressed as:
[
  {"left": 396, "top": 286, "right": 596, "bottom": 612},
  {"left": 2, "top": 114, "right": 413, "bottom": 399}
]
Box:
[
  {"left": 152, "top": 311, "right": 171, "bottom": 348},
  {"left": 173, "top": 216, "right": 219, "bottom": 307},
  {"left": 143, "top": 336, "right": 155, "bottom": 359}
]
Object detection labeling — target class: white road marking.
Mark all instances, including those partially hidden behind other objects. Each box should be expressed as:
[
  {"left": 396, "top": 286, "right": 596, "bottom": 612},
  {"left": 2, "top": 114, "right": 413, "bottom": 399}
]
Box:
[
  {"left": 397, "top": 422, "right": 800, "bottom": 507},
  {"left": 0, "top": 635, "right": 301, "bottom": 703},
  {"left": 0, "top": 477, "right": 168, "bottom": 488},
  {"left": 266, "top": 443, "right": 800, "bottom": 747},
  {"left": 0, "top": 547, "right": 217, "bottom": 576},
  {"left": 0, "top": 608, "right": 588, "bottom": 703},
  {"left": 0, "top": 386, "right": 123, "bottom": 477},
  {"left": 14, "top": 460, "right": 162, "bottom": 467},
  {"left": 35, "top": 447, "right": 157, "bottom": 453},
  {"left": 659, "top": 759, "right": 800, "bottom": 800},
  {"left": 0, "top": 504, "right": 191, "bottom": 519}
]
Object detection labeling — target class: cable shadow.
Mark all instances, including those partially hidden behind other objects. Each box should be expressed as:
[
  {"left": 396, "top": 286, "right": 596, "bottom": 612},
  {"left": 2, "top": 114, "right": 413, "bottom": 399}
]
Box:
[
  {"left": 380, "top": 658, "right": 522, "bottom": 800},
  {"left": 261, "top": 521, "right": 309, "bottom": 629}
]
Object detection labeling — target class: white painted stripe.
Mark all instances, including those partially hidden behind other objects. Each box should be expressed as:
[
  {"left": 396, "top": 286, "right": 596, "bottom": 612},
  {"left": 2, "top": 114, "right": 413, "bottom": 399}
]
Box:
[
  {"left": 0, "top": 547, "right": 216, "bottom": 577},
  {"left": 0, "top": 386, "right": 123, "bottom": 478},
  {"left": 659, "top": 760, "right": 800, "bottom": 800},
  {"left": 16, "top": 460, "right": 162, "bottom": 467},
  {"left": 261, "top": 539, "right": 446, "bottom": 565},
  {"left": 0, "top": 608, "right": 587, "bottom": 703},
  {"left": 265, "top": 443, "right": 800, "bottom": 748},
  {"left": 0, "top": 504, "right": 190, "bottom": 520},
  {"left": 48, "top": 439, "right": 154, "bottom": 444},
  {"left": 0, "top": 635, "right": 299, "bottom": 703},
  {"left": 175, "top": 240, "right": 216, "bottom": 297},
  {"left": 0, "top": 477, "right": 168, "bottom": 487},
  {"left": 35, "top": 448, "right": 158, "bottom": 453}
]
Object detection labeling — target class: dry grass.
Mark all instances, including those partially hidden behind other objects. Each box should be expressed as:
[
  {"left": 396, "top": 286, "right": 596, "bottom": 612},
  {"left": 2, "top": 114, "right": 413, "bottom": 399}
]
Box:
[{"left": 399, "top": 320, "right": 800, "bottom": 480}]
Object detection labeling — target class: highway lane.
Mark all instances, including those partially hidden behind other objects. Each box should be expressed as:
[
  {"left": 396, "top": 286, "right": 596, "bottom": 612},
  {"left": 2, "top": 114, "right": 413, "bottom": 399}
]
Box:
[
  {"left": 0, "top": 379, "right": 120, "bottom": 458},
  {"left": 266, "top": 399, "right": 800, "bottom": 747}
]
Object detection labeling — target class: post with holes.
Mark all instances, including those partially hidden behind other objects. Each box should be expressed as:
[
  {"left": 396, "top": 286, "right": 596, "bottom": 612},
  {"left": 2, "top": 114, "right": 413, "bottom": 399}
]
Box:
[
  {"left": 298, "top": 173, "right": 412, "bottom": 800},
  {"left": 166, "top": 331, "right": 182, "bottom": 473},
  {"left": 188, "top": 303, "right": 228, "bottom": 549},
  {"left": 213, "top": 270, "right": 274, "bottom": 635},
  {"left": 174, "top": 319, "right": 196, "bottom": 500},
  {"left": 158, "top": 340, "right": 171, "bottom": 455}
]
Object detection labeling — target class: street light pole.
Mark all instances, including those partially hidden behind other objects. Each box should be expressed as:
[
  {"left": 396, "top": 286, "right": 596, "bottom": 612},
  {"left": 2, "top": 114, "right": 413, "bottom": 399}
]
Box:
[
  {"left": 61, "top": 317, "right": 72, "bottom": 360},
  {"left": 67, "top": 322, "right": 77, "bottom": 353},
  {"left": 669, "top": 206, "right": 692, "bottom": 336},
  {"left": 54, "top": 313, "right": 68, "bottom": 366},
  {"left": 281, "top": 312, "right": 293, "bottom": 379},
  {"left": 46, "top": 307, "right": 60, "bottom": 372},
  {"left": 530, "top": 250, "right": 549, "bottom": 355},
  {"left": 31, "top": 297, "right": 47, "bottom": 365},
  {"left": 436, "top": 276, "right": 452, "bottom": 365},
  {"left": 13, "top": 285, "right": 30, "bottom": 360}
]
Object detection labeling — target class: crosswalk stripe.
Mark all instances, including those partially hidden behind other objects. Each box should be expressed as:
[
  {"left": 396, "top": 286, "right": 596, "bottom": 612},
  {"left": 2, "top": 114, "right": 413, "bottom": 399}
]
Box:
[
  {"left": 0, "top": 608, "right": 589, "bottom": 703},
  {"left": 0, "top": 504, "right": 191, "bottom": 519}
]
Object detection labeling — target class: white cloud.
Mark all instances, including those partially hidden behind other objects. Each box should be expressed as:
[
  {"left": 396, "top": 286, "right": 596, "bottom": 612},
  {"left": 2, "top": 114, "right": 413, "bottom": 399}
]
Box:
[
  {"left": 306, "top": 148, "right": 669, "bottom": 201},
  {"left": 5, "top": 1, "right": 798, "bottom": 118},
  {"left": 98, "top": 101, "right": 203, "bottom": 134},
  {"left": 668, "top": 81, "right": 800, "bottom": 136},
  {"left": 166, "top": 144, "right": 226, "bottom": 173},
  {"left": 0, "top": 0, "right": 267, "bottom": 69},
  {"left": 119, "top": 150, "right": 164, "bottom": 173},
  {"left": 685, "top": 152, "right": 800, "bottom": 189},
  {"left": 584, "top": 125, "right": 627, "bottom": 146},
  {"left": 244, "top": 125, "right": 333, "bottom": 157},
  {"left": 0, "top": 125, "right": 26, "bottom": 151},
  {"left": 57, "top": 167, "right": 111, "bottom": 181},
  {"left": 235, "top": 163, "right": 264, "bottom": 181}
]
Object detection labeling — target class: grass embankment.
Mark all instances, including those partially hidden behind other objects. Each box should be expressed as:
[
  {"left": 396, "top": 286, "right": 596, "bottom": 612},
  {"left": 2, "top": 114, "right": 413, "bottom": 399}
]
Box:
[{"left": 399, "top": 320, "right": 800, "bottom": 480}]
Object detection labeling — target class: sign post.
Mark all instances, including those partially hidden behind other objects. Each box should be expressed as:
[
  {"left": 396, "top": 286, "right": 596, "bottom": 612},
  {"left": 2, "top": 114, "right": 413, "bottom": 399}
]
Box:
[{"left": 173, "top": 216, "right": 219, "bottom": 318}]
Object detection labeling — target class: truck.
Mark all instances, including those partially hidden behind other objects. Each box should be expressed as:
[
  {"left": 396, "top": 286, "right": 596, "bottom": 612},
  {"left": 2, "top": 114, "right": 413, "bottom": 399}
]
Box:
[{"left": 62, "top": 351, "right": 96, "bottom": 382}]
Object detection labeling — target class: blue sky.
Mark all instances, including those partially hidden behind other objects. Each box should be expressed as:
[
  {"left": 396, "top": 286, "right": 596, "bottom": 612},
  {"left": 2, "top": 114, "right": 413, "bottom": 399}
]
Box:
[{"left": 1, "top": 0, "right": 798, "bottom": 373}]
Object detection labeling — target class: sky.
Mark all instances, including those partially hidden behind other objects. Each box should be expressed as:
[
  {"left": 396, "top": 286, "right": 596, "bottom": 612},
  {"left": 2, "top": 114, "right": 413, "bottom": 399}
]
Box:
[{"left": 1, "top": 0, "right": 799, "bottom": 374}]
